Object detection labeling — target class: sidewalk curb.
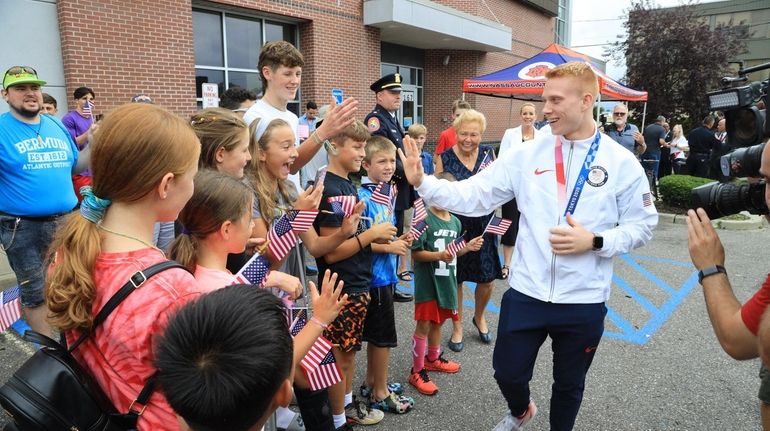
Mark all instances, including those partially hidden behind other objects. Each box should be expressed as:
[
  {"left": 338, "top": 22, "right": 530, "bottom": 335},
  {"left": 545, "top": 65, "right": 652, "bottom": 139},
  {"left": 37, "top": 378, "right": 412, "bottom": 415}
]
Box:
[{"left": 658, "top": 212, "right": 768, "bottom": 230}]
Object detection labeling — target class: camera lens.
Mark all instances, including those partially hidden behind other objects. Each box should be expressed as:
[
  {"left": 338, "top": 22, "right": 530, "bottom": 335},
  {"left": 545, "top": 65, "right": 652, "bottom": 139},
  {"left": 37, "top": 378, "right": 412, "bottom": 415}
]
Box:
[
  {"left": 691, "top": 180, "right": 768, "bottom": 219},
  {"left": 722, "top": 142, "right": 766, "bottom": 178}
]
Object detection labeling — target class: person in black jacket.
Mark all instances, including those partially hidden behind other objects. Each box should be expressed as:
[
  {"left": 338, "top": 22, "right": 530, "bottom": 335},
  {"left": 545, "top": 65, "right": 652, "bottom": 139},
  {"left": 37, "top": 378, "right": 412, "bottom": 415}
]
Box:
[
  {"left": 364, "top": 73, "right": 414, "bottom": 302},
  {"left": 686, "top": 115, "right": 720, "bottom": 178}
]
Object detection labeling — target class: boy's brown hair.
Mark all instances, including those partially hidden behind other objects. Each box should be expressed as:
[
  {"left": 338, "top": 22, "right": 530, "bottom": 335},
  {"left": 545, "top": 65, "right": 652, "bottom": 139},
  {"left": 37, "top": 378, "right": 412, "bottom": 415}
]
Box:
[
  {"left": 258, "top": 41, "right": 304, "bottom": 91},
  {"left": 364, "top": 135, "right": 396, "bottom": 162},
  {"left": 329, "top": 119, "right": 370, "bottom": 149},
  {"left": 407, "top": 123, "right": 427, "bottom": 139}
]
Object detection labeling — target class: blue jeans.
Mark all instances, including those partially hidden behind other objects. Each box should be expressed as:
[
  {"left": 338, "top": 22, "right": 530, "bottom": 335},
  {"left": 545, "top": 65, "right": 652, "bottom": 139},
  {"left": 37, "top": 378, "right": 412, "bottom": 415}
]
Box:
[
  {"left": 0, "top": 215, "right": 60, "bottom": 307},
  {"left": 641, "top": 150, "right": 661, "bottom": 180},
  {"left": 493, "top": 288, "right": 606, "bottom": 431}
]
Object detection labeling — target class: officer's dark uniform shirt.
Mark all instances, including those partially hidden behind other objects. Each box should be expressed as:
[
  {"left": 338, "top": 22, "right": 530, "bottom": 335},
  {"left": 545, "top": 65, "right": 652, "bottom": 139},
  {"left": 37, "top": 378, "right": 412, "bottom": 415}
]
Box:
[{"left": 364, "top": 104, "right": 414, "bottom": 211}]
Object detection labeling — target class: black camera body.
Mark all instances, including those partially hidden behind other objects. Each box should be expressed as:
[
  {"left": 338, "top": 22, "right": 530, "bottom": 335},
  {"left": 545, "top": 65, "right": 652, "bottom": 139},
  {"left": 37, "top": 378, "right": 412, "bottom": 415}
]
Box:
[{"left": 691, "top": 62, "right": 770, "bottom": 219}]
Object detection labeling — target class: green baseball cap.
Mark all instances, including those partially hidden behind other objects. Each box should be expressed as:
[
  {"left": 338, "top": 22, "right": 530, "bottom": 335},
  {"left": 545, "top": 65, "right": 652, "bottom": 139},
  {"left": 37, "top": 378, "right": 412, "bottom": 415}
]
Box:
[{"left": 3, "top": 66, "right": 46, "bottom": 89}]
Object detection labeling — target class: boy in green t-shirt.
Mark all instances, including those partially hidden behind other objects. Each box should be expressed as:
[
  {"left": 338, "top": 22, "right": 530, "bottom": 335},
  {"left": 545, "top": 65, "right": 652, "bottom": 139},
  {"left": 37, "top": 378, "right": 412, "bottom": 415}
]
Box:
[{"left": 407, "top": 172, "right": 483, "bottom": 395}]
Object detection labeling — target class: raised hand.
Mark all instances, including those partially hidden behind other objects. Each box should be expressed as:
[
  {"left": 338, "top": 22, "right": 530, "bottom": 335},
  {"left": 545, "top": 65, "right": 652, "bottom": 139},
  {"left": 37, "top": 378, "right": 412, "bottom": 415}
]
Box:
[
  {"left": 315, "top": 97, "right": 359, "bottom": 140},
  {"left": 308, "top": 270, "right": 348, "bottom": 326},
  {"left": 397, "top": 135, "right": 426, "bottom": 187},
  {"left": 686, "top": 208, "right": 725, "bottom": 270}
]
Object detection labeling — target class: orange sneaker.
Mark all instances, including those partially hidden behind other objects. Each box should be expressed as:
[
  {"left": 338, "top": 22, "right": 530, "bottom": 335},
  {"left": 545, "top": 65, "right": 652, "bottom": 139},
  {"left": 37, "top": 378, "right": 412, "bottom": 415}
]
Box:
[
  {"left": 424, "top": 353, "right": 460, "bottom": 374},
  {"left": 408, "top": 368, "right": 438, "bottom": 396}
]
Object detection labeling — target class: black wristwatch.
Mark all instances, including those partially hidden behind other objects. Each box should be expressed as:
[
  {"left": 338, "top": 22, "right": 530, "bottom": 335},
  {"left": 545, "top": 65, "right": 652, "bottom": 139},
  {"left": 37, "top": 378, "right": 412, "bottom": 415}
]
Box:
[
  {"left": 592, "top": 233, "right": 603, "bottom": 251},
  {"left": 698, "top": 265, "right": 727, "bottom": 284}
]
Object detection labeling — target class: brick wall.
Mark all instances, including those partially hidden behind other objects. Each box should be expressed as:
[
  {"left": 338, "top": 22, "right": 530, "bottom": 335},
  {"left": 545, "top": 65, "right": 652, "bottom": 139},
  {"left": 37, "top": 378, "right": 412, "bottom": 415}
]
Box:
[
  {"left": 57, "top": 0, "right": 552, "bottom": 135},
  {"left": 58, "top": 0, "right": 197, "bottom": 116}
]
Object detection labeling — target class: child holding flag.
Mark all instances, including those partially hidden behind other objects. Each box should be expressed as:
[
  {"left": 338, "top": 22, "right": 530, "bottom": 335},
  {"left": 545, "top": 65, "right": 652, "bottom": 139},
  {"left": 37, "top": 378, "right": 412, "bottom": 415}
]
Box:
[
  {"left": 357, "top": 136, "right": 415, "bottom": 414},
  {"left": 314, "top": 120, "right": 398, "bottom": 429},
  {"left": 408, "top": 171, "right": 482, "bottom": 395}
]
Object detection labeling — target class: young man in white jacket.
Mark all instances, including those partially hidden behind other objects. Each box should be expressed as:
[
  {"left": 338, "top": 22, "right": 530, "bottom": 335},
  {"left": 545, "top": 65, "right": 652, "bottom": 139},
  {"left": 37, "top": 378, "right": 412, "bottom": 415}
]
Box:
[{"left": 398, "top": 62, "right": 658, "bottom": 431}]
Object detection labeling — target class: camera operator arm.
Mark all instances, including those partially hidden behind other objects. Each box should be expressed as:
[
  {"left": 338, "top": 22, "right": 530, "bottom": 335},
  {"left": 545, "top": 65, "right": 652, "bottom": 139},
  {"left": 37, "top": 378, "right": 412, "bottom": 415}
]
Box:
[{"left": 686, "top": 208, "right": 759, "bottom": 360}]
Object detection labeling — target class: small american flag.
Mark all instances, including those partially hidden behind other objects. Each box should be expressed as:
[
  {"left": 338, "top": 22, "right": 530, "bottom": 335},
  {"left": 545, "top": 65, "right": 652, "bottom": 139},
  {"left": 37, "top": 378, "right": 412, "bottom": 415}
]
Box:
[
  {"left": 288, "top": 308, "right": 334, "bottom": 376},
  {"left": 82, "top": 99, "right": 94, "bottom": 118},
  {"left": 484, "top": 216, "right": 512, "bottom": 236},
  {"left": 306, "top": 349, "right": 342, "bottom": 391},
  {"left": 371, "top": 182, "right": 393, "bottom": 208},
  {"left": 413, "top": 198, "right": 427, "bottom": 223},
  {"left": 642, "top": 192, "right": 653, "bottom": 207},
  {"left": 232, "top": 253, "right": 270, "bottom": 287},
  {"left": 328, "top": 195, "right": 357, "bottom": 217},
  {"left": 286, "top": 209, "right": 318, "bottom": 233},
  {"left": 409, "top": 219, "right": 429, "bottom": 240},
  {"left": 445, "top": 234, "right": 467, "bottom": 257},
  {"left": 0, "top": 286, "right": 21, "bottom": 332},
  {"left": 478, "top": 150, "right": 493, "bottom": 171},
  {"left": 268, "top": 214, "right": 298, "bottom": 261}
]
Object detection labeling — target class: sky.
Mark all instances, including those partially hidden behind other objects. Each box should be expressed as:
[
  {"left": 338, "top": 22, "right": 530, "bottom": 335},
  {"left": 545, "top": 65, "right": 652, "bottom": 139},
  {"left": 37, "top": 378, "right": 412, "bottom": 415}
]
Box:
[{"left": 569, "top": 0, "right": 724, "bottom": 81}]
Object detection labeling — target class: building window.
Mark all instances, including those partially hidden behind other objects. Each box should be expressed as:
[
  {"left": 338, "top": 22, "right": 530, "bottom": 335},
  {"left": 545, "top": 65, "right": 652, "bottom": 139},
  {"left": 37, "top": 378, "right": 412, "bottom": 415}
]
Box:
[
  {"left": 192, "top": 8, "right": 299, "bottom": 113},
  {"left": 381, "top": 63, "right": 423, "bottom": 129}
]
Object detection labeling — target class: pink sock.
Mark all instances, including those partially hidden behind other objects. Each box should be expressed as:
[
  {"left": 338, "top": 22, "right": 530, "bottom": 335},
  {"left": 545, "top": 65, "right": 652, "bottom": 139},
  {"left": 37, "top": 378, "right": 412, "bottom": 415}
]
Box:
[
  {"left": 412, "top": 335, "right": 426, "bottom": 372},
  {"left": 427, "top": 345, "right": 440, "bottom": 362}
]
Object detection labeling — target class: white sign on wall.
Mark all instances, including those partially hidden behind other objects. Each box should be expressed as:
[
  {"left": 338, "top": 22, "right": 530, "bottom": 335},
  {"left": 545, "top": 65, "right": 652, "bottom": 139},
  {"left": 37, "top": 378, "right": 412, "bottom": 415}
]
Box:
[{"left": 202, "top": 83, "right": 219, "bottom": 108}]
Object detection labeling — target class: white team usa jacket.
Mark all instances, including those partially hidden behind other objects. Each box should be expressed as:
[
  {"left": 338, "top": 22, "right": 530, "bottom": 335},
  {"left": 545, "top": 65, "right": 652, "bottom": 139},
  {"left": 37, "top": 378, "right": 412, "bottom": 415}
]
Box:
[{"left": 417, "top": 130, "right": 658, "bottom": 304}]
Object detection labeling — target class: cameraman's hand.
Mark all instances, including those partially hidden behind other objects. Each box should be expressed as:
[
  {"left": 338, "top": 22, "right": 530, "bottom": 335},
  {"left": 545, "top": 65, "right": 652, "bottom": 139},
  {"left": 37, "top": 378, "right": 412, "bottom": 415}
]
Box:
[{"left": 686, "top": 208, "right": 725, "bottom": 270}]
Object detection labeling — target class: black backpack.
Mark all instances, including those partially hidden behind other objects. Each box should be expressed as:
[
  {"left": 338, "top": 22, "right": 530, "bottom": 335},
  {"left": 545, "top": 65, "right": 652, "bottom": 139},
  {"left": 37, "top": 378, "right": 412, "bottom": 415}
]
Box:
[{"left": 0, "top": 261, "right": 187, "bottom": 431}]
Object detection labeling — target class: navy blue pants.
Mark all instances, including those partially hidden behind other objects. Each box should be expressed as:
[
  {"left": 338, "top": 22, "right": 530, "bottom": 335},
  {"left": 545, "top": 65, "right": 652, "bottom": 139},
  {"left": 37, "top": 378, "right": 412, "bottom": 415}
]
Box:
[{"left": 493, "top": 288, "right": 607, "bottom": 431}]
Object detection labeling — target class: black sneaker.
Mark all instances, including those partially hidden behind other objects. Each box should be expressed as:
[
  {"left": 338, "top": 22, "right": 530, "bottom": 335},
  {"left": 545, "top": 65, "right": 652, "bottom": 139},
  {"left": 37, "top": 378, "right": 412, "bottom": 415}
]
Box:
[{"left": 393, "top": 289, "right": 413, "bottom": 302}]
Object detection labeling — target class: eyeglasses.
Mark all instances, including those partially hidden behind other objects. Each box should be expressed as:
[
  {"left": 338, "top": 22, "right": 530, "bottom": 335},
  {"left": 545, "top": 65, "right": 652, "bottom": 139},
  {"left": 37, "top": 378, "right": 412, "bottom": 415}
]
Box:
[
  {"left": 4, "top": 66, "right": 37, "bottom": 79},
  {"left": 613, "top": 112, "right": 627, "bottom": 117}
]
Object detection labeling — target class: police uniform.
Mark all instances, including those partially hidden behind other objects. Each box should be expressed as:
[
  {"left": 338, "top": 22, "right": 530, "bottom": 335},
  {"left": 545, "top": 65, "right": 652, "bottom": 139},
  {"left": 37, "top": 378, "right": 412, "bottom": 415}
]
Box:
[{"left": 365, "top": 73, "right": 415, "bottom": 302}]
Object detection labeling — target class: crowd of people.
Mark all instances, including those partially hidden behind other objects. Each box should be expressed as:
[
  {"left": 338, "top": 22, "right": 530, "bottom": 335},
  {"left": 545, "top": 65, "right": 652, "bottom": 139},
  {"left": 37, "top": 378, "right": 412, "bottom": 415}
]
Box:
[{"left": 3, "top": 37, "right": 768, "bottom": 431}]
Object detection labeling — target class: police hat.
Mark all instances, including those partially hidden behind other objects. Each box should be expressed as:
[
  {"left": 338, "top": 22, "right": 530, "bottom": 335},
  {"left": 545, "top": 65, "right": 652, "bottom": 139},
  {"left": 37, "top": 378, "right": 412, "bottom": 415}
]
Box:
[{"left": 370, "top": 73, "right": 402, "bottom": 92}]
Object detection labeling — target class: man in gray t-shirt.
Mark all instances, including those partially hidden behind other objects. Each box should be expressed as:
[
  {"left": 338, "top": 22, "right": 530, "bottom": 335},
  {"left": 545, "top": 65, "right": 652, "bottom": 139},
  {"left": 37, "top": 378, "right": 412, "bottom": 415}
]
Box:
[{"left": 605, "top": 103, "right": 644, "bottom": 156}]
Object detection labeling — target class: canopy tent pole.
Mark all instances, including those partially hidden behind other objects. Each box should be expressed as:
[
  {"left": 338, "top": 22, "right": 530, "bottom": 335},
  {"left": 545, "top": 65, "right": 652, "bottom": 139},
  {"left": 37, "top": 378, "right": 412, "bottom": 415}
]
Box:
[
  {"left": 508, "top": 98, "right": 513, "bottom": 127},
  {"left": 595, "top": 93, "right": 601, "bottom": 123},
  {"left": 641, "top": 102, "right": 647, "bottom": 129}
]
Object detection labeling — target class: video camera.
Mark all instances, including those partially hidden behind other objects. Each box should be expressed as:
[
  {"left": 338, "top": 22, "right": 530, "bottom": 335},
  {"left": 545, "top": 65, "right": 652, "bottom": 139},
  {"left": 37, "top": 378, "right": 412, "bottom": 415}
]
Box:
[{"left": 691, "top": 61, "right": 770, "bottom": 219}]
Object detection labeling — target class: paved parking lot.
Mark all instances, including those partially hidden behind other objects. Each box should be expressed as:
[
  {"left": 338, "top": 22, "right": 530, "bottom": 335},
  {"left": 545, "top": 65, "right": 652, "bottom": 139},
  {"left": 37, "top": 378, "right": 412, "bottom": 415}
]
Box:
[{"left": 0, "top": 220, "right": 766, "bottom": 430}]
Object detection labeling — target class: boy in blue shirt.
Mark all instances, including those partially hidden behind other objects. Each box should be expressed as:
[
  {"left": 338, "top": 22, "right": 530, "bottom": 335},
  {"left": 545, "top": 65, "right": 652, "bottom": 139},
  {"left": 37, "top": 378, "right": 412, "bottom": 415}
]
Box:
[{"left": 357, "top": 136, "right": 416, "bottom": 415}]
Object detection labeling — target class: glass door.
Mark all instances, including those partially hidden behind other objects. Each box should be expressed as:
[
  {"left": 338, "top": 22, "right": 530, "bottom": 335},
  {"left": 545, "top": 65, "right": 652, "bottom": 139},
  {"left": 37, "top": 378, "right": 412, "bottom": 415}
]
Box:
[{"left": 400, "top": 84, "right": 417, "bottom": 130}]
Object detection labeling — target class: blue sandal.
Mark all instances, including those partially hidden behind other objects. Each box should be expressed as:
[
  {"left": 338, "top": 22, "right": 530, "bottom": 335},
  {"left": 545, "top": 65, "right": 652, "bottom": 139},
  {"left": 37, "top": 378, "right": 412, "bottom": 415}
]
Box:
[{"left": 472, "top": 317, "right": 493, "bottom": 344}]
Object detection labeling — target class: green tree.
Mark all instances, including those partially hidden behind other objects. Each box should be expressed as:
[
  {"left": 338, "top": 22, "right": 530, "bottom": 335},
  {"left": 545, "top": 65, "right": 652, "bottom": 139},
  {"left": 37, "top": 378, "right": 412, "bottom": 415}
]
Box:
[{"left": 608, "top": 0, "right": 746, "bottom": 130}]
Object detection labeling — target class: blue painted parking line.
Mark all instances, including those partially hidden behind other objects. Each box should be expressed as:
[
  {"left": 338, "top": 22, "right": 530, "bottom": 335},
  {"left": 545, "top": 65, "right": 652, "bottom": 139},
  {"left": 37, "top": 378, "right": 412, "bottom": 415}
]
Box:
[{"left": 398, "top": 253, "right": 698, "bottom": 346}]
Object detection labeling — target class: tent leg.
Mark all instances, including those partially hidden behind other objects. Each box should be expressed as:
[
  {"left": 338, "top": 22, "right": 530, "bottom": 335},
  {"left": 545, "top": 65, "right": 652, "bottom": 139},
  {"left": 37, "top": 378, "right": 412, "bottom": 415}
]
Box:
[
  {"left": 641, "top": 102, "right": 647, "bottom": 129},
  {"left": 508, "top": 99, "right": 513, "bottom": 127}
]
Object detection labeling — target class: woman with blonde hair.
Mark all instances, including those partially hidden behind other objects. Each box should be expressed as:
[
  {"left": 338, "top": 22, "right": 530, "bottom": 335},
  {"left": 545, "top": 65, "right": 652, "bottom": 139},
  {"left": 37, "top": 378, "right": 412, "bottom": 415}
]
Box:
[
  {"left": 46, "top": 103, "right": 202, "bottom": 430},
  {"left": 668, "top": 124, "right": 689, "bottom": 174},
  {"left": 436, "top": 109, "right": 499, "bottom": 351}
]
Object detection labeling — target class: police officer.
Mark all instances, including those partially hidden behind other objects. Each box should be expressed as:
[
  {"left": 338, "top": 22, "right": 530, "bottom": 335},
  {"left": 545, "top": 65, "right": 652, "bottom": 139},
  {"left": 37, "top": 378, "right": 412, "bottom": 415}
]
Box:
[{"left": 365, "top": 73, "right": 414, "bottom": 302}]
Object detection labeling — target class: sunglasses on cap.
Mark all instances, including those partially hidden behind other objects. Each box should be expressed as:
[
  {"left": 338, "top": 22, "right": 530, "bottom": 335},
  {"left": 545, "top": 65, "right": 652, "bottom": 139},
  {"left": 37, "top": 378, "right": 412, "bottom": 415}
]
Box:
[{"left": 4, "top": 66, "right": 37, "bottom": 77}]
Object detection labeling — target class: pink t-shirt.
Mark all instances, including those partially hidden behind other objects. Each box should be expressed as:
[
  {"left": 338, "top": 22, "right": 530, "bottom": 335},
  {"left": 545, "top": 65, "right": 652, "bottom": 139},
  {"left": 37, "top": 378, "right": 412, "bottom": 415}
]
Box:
[
  {"left": 194, "top": 265, "right": 235, "bottom": 293},
  {"left": 68, "top": 248, "right": 201, "bottom": 431}
]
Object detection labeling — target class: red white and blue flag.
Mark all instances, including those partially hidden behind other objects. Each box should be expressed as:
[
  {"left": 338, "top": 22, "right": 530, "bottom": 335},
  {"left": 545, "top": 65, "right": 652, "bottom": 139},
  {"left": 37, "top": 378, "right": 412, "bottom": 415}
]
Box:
[
  {"left": 412, "top": 198, "right": 427, "bottom": 223},
  {"left": 232, "top": 253, "right": 270, "bottom": 287},
  {"left": 288, "top": 308, "right": 335, "bottom": 378},
  {"left": 328, "top": 195, "right": 357, "bottom": 218},
  {"left": 478, "top": 150, "right": 493, "bottom": 171},
  {"left": 445, "top": 234, "right": 467, "bottom": 257},
  {"left": 0, "top": 286, "right": 21, "bottom": 333},
  {"left": 307, "top": 349, "right": 342, "bottom": 391},
  {"left": 483, "top": 216, "right": 512, "bottom": 236},
  {"left": 371, "top": 182, "right": 394, "bottom": 209},
  {"left": 409, "top": 219, "right": 429, "bottom": 240},
  {"left": 83, "top": 99, "right": 94, "bottom": 118},
  {"left": 268, "top": 214, "right": 298, "bottom": 261},
  {"left": 642, "top": 192, "right": 653, "bottom": 207},
  {"left": 286, "top": 209, "right": 318, "bottom": 233}
]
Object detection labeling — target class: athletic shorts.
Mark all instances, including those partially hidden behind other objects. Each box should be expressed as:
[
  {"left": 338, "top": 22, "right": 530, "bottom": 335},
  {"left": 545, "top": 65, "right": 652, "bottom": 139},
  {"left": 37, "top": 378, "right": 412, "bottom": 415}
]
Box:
[
  {"left": 324, "top": 292, "right": 370, "bottom": 353},
  {"left": 362, "top": 285, "right": 397, "bottom": 347},
  {"left": 414, "top": 299, "right": 459, "bottom": 324}
]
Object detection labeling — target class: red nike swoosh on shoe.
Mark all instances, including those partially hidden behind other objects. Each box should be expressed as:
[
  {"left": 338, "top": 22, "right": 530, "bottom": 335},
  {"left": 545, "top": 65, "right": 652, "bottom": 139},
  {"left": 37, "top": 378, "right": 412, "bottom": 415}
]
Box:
[{"left": 534, "top": 168, "right": 554, "bottom": 175}]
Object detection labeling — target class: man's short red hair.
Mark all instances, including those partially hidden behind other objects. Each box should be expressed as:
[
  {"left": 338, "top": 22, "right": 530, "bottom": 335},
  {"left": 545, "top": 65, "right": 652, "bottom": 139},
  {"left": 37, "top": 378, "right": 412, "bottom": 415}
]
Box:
[{"left": 545, "top": 62, "right": 599, "bottom": 100}]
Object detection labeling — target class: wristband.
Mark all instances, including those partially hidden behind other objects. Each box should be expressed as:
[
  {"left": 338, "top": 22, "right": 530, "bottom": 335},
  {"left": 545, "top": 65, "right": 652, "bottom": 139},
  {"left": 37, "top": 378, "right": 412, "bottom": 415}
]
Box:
[
  {"left": 310, "top": 316, "right": 328, "bottom": 330},
  {"left": 311, "top": 131, "right": 324, "bottom": 146},
  {"left": 698, "top": 265, "right": 727, "bottom": 284},
  {"left": 355, "top": 234, "right": 363, "bottom": 251}
]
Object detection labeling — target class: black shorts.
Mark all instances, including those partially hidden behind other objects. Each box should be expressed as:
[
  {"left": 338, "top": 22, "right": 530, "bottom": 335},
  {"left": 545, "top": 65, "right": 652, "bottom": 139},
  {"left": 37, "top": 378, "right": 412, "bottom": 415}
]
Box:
[{"left": 362, "top": 284, "right": 397, "bottom": 348}]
